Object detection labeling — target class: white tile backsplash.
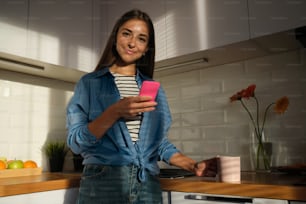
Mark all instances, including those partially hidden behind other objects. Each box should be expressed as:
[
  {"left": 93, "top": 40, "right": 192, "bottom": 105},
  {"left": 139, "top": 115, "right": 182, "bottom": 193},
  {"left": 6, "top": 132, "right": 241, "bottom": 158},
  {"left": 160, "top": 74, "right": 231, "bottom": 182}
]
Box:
[
  {"left": 157, "top": 48, "right": 306, "bottom": 170},
  {"left": 0, "top": 71, "right": 74, "bottom": 171},
  {"left": 0, "top": 49, "right": 305, "bottom": 172}
]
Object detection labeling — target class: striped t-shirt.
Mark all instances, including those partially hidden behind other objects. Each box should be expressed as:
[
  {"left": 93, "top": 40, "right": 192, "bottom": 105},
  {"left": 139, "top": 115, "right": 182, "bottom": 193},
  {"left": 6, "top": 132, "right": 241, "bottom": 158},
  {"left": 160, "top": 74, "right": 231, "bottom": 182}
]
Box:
[{"left": 112, "top": 72, "right": 142, "bottom": 142}]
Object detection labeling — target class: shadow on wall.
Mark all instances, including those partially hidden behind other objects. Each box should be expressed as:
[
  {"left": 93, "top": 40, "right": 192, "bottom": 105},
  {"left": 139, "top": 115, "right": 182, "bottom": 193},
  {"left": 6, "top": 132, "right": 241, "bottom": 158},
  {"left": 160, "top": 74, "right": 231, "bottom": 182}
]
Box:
[{"left": 44, "top": 87, "right": 72, "bottom": 172}]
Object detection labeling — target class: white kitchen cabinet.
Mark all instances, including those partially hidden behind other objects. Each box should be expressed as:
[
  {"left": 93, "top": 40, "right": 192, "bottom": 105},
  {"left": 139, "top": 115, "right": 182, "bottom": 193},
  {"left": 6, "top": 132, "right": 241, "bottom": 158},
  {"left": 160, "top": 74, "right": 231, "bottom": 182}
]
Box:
[
  {"left": 3, "top": 0, "right": 305, "bottom": 73},
  {"left": 163, "top": 191, "right": 170, "bottom": 204},
  {"left": 27, "top": 0, "right": 93, "bottom": 72},
  {"left": 92, "top": 0, "right": 166, "bottom": 62},
  {"left": 164, "top": 0, "right": 249, "bottom": 59},
  {"left": 0, "top": 188, "right": 79, "bottom": 204},
  {"left": 1, "top": 0, "right": 249, "bottom": 68},
  {"left": 248, "top": 0, "right": 306, "bottom": 38},
  {"left": 94, "top": 0, "right": 249, "bottom": 61},
  {"left": 253, "top": 198, "right": 288, "bottom": 204},
  {"left": 92, "top": 0, "right": 108, "bottom": 70},
  {"left": 0, "top": 0, "right": 28, "bottom": 57}
]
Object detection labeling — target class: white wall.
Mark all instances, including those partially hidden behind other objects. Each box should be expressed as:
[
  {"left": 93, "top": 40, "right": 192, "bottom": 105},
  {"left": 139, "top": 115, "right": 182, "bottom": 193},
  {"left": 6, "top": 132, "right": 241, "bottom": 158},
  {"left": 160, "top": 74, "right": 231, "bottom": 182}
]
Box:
[
  {"left": 0, "top": 70, "right": 75, "bottom": 171},
  {"left": 0, "top": 49, "right": 305, "bottom": 172},
  {"left": 157, "top": 49, "right": 306, "bottom": 170}
]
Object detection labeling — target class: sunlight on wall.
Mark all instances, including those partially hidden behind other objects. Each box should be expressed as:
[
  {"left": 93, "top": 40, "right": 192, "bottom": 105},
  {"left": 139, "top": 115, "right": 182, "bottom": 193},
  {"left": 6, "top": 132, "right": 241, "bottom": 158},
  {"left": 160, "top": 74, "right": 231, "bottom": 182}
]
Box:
[
  {"left": 154, "top": 15, "right": 167, "bottom": 62},
  {"left": 0, "top": 22, "right": 27, "bottom": 56},
  {"left": 1, "top": 81, "right": 10, "bottom": 97},
  {"left": 27, "top": 30, "right": 60, "bottom": 66},
  {"left": 165, "top": 11, "right": 177, "bottom": 58},
  {"left": 164, "top": 1, "right": 209, "bottom": 58},
  {"left": 77, "top": 46, "right": 93, "bottom": 71},
  {"left": 196, "top": 0, "right": 208, "bottom": 49},
  {"left": 0, "top": 80, "right": 46, "bottom": 163},
  {"left": 0, "top": 78, "right": 74, "bottom": 171}
]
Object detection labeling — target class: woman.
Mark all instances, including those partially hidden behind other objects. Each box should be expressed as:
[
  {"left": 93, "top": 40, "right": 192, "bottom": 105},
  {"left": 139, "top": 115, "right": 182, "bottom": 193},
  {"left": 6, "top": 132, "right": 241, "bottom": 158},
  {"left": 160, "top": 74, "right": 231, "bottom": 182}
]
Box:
[{"left": 66, "top": 9, "right": 217, "bottom": 204}]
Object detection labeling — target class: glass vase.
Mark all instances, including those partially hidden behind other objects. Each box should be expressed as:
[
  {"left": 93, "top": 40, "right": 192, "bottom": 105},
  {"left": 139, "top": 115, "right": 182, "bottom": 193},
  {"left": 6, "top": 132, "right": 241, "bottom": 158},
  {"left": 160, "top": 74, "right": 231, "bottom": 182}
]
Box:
[{"left": 250, "top": 130, "right": 272, "bottom": 172}]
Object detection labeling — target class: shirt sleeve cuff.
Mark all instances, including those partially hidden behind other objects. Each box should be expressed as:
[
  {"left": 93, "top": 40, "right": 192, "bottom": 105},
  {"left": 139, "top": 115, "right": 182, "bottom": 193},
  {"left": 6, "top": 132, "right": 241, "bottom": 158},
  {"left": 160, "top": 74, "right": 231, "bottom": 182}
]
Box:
[
  {"left": 162, "top": 148, "right": 180, "bottom": 164},
  {"left": 81, "top": 125, "right": 100, "bottom": 144}
]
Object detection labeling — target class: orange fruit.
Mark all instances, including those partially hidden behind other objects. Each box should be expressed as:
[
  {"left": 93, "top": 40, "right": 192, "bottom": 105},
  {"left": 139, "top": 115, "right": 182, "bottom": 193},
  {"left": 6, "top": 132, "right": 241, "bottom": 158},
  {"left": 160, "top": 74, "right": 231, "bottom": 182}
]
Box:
[
  {"left": 0, "top": 160, "right": 6, "bottom": 170},
  {"left": 23, "top": 160, "right": 38, "bottom": 168}
]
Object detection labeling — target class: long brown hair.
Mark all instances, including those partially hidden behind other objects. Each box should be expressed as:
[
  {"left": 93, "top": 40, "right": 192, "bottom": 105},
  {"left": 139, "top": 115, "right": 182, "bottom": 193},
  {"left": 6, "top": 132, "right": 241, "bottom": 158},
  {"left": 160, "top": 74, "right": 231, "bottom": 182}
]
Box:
[{"left": 95, "top": 9, "right": 155, "bottom": 78}]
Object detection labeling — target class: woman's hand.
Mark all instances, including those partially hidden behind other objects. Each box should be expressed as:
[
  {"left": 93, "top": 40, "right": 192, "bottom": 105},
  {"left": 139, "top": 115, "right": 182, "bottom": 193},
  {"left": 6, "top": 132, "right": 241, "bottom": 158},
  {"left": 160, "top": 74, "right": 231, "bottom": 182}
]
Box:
[
  {"left": 114, "top": 96, "right": 157, "bottom": 118},
  {"left": 169, "top": 153, "right": 218, "bottom": 177},
  {"left": 194, "top": 157, "right": 218, "bottom": 177},
  {"left": 88, "top": 96, "right": 157, "bottom": 139}
]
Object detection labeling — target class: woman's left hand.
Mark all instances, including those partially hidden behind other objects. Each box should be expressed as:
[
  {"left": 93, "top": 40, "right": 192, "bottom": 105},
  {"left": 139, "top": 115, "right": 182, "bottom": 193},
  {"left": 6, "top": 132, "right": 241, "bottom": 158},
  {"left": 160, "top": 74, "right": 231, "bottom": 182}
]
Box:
[{"left": 194, "top": 157, "right": 218, "bottom": 177}]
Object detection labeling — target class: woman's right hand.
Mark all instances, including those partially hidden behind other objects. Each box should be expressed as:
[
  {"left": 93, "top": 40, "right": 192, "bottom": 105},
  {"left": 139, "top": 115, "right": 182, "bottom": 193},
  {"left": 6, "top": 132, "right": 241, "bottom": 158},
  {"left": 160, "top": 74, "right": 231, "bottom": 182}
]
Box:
[
  {"left": 194, "top": 157, "right": 218, "bottom": 177},
  {"left": 88, "top": 96, "right": 157, "bottom": 139},
  {"left": 114, "top": 96, "right": 157, "bottom": 118}
]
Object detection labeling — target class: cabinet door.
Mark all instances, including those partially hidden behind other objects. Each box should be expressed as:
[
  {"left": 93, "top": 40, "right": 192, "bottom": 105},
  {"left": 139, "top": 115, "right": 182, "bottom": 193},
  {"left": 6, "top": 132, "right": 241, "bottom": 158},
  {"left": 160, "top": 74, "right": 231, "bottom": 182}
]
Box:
[
  {"left": 253, "top": 198, "right": 288, "bottom": 204},
  {"left": 92, "top": 0, "right": 108, "bottom": 68},
  {"left": 0, "top": 0, "right": 28, "bottom": 57},
  {"left": 248, "top": 0, "right": 306, "bottom": 38},
  {"left": 92, "top": 0, "right": 166, "bottom": 63},
  {"left": 27, "top": 0, "right": 93, "bottom": 72},
  {"left": 164, "top": 0, "right": 249, "bottom": 59},
  {"left": 162, "top": 191, "right": 170, "bottom": 204}
]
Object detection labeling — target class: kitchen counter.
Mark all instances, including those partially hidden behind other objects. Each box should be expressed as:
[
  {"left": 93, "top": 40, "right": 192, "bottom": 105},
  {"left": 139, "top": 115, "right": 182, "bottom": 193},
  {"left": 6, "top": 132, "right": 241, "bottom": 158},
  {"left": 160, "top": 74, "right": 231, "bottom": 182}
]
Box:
[
  {"left": 0, "top": 171, "right": 305, "bottom": 201},
  {"left": 0, "top": 172, "right": 80, "bottom": 197},
  {"left": 160, "top": 171, "right": 306, "bottom": 201}
]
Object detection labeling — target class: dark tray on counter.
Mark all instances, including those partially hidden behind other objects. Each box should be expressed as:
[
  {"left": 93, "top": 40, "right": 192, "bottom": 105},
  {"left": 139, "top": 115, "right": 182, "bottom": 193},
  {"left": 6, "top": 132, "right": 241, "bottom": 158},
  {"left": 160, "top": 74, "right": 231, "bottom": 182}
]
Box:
[{"left": 159, "top": 168, "right": 195, "bottom": 179}]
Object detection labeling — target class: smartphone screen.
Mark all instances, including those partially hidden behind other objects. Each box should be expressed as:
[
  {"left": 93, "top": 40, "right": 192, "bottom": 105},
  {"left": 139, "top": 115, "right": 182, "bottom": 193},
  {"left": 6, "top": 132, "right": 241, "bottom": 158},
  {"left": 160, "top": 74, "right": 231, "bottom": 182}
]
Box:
[{"left": 139, "top": 81, "right": 160, "bottom": 101}]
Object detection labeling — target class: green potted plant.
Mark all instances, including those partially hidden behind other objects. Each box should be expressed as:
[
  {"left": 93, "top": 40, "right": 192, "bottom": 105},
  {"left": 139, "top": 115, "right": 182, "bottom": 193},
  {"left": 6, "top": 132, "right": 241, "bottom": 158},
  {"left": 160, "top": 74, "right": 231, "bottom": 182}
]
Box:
[
  {"left": 43, "top": 141, "right": 68, "bottom": 172},
  {"left": 72, "top": 152, "right": 84, "bottom": 172}
]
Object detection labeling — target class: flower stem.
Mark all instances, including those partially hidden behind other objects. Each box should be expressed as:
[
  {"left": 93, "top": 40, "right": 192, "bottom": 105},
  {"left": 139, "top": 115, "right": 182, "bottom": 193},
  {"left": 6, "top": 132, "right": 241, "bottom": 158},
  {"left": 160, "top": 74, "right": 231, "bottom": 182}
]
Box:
[
  {"left": 240, "top": 97, "right": 272, "bottom": 170},
  {"left": 260, "top": 102, "right": 275, "bottom": 135},
  {"left": 240, "top": 99, "right": 260, "bottom": 141},
  {"left": 258, "top": 143, "right": 269, "bottom": 170},
  {"left": 254, "top": 96, "right": 261, "bottom": 142}
]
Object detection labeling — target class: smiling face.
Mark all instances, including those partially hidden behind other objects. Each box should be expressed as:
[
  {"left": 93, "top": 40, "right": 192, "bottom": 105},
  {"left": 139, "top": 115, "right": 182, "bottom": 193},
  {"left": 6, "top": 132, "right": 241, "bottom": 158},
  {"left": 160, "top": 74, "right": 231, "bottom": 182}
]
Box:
[{"left": 115, "top": 19, "right": 149, "bottom": 66}]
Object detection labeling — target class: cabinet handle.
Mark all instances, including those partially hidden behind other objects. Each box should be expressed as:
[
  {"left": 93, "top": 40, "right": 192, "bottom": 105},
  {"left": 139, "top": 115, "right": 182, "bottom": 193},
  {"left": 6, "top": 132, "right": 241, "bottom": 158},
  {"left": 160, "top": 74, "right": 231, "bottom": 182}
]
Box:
[{"left": 184, "top": 194, "right": 253, "bottom": 203}]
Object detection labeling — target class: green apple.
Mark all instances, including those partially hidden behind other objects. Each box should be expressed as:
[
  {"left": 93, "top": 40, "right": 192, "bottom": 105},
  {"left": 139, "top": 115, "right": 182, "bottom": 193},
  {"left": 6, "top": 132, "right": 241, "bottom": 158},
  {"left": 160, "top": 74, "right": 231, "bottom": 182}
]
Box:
[{"left": 7, "top": 160, "right": 24, "bottom": 169}]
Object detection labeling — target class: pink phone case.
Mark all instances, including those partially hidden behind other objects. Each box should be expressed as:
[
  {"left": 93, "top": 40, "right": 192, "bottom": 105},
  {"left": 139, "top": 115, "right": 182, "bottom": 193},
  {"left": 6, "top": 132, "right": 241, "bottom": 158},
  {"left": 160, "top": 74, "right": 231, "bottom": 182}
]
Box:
[{"left": 139, "top": 81, "right": 160, "bottom": 101}]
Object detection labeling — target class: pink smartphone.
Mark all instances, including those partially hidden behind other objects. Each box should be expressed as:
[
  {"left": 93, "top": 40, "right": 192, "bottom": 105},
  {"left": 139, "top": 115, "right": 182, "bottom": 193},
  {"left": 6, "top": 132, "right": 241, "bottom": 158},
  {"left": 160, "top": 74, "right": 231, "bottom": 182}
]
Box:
[{"left": 139, "top": 81, "right": 160, "bottom": 101}]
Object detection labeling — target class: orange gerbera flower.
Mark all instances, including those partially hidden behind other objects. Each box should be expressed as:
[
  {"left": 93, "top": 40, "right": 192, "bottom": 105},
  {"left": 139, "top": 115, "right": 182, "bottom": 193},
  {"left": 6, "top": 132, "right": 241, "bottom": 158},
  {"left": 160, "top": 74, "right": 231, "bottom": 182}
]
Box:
[{"left": 274, "top": 96, "right": 289, "bottom": 114}]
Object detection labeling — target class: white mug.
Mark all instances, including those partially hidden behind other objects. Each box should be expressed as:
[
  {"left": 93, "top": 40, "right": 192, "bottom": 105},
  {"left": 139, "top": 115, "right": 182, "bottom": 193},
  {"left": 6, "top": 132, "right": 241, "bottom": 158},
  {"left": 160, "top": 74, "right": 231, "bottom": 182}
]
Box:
[{"left": 217, "top": 156, "right": 241, "bottom": 182}]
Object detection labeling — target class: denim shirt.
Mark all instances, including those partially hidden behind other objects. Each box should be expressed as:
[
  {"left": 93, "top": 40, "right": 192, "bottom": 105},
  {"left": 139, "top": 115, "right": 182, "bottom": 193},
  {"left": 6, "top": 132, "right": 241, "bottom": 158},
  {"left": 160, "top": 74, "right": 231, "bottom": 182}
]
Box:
[{"left": 66, "top": 68, "right": 179, "bottom": 182}]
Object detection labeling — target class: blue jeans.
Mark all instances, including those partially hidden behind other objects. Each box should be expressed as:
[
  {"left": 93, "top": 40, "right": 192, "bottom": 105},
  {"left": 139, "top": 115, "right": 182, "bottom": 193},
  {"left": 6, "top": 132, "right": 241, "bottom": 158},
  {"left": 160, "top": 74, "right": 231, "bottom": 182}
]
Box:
[{"left": 77, "top": 165, "right": 162, "bottom": 204}]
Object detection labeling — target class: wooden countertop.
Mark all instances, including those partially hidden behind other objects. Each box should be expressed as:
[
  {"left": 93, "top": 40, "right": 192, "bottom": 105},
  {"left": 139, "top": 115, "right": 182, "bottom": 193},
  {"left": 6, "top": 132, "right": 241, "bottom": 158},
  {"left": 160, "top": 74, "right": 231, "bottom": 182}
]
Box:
[
  {"left": 0, "top": 172, "right": 81, "bottom": 197},
  {"left": 0, "top": 171, "right": 305, "bottom": 201},
  {"left": 160, "top": 171, "right": 306, "bottom": 201}
]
